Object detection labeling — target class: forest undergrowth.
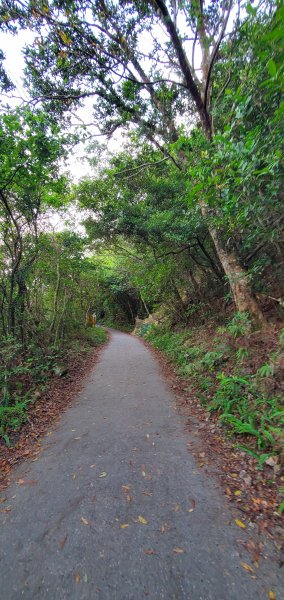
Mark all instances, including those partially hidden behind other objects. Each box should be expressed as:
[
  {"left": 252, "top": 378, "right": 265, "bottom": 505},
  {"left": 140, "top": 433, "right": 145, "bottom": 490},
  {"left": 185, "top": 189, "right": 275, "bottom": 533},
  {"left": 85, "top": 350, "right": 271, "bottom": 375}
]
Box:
[{"left": 0, "top": 327, "right": 107, "bottom": 482}]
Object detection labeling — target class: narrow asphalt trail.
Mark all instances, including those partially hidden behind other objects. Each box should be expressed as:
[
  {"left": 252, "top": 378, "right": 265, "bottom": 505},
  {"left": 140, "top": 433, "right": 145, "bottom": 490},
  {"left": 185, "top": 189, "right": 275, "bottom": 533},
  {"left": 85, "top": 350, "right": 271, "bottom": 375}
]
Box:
[{"left": 0, "top": 331, "right": 283, "bottom": 600}]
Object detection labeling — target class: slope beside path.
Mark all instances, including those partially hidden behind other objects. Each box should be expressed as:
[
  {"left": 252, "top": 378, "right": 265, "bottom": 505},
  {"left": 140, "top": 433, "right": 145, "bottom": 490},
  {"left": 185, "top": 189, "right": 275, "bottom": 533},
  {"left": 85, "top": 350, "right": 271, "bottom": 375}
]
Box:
[{"left": 0, "top": 330, "right": 282, "bottom": 599}]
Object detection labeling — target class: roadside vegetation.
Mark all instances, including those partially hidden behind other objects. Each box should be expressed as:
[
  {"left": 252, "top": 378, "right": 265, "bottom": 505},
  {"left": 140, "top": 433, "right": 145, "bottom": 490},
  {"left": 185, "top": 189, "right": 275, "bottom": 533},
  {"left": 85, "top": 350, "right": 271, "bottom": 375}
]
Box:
[{"left": 141, "top": 318, "right": 284, "bottom": 465}]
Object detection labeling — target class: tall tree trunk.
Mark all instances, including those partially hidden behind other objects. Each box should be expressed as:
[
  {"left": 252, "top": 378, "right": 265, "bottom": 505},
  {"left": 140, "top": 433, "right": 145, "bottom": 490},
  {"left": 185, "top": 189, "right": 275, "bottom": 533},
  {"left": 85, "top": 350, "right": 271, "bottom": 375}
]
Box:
[{"left": 201, "top": 207, "right": 266, "bottom": 327}]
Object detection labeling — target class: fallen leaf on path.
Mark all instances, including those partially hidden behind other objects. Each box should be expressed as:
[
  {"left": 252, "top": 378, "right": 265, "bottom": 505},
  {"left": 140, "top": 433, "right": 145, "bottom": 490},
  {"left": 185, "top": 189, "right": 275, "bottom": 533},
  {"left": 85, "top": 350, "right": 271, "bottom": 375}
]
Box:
[
  {"left": 74, "top": 572, "right": 81, "bottom": 583},
  {"left": 234, "top": 490, "right": 242, "bottom": 496},
  {"left": 72, "top": 474, "right": 77, "bottom": 480},
  {"left": 59, "top": 535, "right": 68, "bottom": 549},
  {"left": 174, "top": 504, "right": 180, "bottom": 512},
  {"left": 90, "top": 464, "right": 96, "bottom": 468},
  {"left": 144, "top": 549, "right": 156, "bottom": 555},
  {"left": 81, "top": 517, "right": 89, "bottom": 526},
  {"left": 235, "top": 519, "right": 246, "bottom": 529},
  {"left": 198, "top": 461, "right": 205, "bottom": 468},
  {"left": 142, "top": 491, "right": 152, "bottom": 497},
  {"left": 0, "top": 497, "right": 7, "bottom": 504},
  {"left": 99, "top": 472, "right": 107, "bottom": 478},
  {"left": 137, "top": 515, "right": 148, "bottom": 525},
  {"left": 173, "top": 547, "right": 185, "bottom": 554},
  {"left": 199, "top": 452, "right": 205, "bottom": 458},
  {"left": 268, "top": 592, "right": 276, "bottom": 599},
  {"left": 120, "top": 524, "right": 129, "bottom": 529},
  {"left": 241, "top": 562, "right": 254, "bottom": 574},
  {"left": 0, "top": 507, "right": 11, "bottom": 513},
  {"left": 188, "top": 499, "right": 196, "bottom": 512},
  {"left": 17, "top": 479, "right": 37, "bottom": 486}
]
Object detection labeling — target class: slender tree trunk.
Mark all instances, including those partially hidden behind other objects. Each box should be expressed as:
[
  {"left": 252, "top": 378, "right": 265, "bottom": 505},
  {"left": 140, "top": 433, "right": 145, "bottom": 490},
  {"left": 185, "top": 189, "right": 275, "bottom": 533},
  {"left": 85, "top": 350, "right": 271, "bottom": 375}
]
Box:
[
  {"left": 50, "top": 261, "right": 61, "bottom": 335},
  {"left": 140, "top": 292, "right": 150, "bottom": 316},
  {"left": 55, "top": 287, "right": 68, "bottom": 344},
  {"left": 17, "top": 278, "right": 26, "bottom": 346}
]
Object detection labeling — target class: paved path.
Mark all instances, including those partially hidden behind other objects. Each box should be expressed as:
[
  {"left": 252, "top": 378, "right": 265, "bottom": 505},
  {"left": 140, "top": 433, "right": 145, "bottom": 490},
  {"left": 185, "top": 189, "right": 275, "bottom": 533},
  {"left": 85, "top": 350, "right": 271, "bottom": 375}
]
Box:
[{"left": 0, "top": 330, "right": 283, "bottom": 599}]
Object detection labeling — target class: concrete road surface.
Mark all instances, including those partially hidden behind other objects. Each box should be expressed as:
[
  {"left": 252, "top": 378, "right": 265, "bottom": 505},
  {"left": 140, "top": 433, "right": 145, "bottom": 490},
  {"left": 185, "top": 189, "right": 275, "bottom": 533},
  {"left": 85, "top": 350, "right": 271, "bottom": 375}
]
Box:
[{"left": 0, "top": 330, "right": 283, "bottom": 599}]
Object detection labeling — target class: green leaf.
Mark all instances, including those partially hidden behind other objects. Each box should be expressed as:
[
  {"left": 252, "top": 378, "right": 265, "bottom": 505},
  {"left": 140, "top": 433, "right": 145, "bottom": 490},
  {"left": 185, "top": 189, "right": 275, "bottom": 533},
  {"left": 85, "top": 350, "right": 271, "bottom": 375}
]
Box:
[{"left": 267, "top": 59, "right": 277, "bottom": 78}]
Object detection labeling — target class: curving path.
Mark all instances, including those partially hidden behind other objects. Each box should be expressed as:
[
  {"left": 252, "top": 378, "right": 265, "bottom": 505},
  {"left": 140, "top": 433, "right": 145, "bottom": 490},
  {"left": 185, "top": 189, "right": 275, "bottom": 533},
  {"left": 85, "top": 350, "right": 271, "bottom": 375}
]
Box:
[{"left": 0, "top": 330, "right": 282, "bottom": 599}]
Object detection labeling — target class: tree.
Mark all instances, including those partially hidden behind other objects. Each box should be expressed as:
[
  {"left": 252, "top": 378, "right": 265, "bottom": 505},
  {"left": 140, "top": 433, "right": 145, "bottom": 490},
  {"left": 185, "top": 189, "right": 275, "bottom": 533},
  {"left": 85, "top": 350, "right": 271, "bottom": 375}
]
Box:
[
  {"left": 0, "top": 106, "right": 68, "bottom": 340},
  {"left": 1, "top": 0, "right": 282, "bottom": 324}
]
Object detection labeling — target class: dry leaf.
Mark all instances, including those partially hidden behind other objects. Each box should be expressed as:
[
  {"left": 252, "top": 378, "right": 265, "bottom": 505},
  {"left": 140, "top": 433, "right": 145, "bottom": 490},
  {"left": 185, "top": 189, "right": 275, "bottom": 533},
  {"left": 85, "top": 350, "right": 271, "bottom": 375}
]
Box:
[
  {"left": 137, "top": 515, "right": 148, "bottom": 525},
  {"left": 268, "top": 592, "right": 276, "bottom": 600},
  {"left": 252, "top": 497, "right": 261, "bottom": 505},
  {"left": 235, "top": 519, "right": 246, "bottom": 529},
  {"left": 144, "top": 549, "right": 155, "bottom": 555},
  {"left": 230, "top": 473, "right": 238, "bottom": 479},
  {"left": 234, "top": 490, "right": 242, "bottom": 496},
  {"left": 75, "top": 572, "right": 81, "bottom": 583},
  {"left": 17, "top": 479, "right": 26, "bottom": 485},
  {"left": 174, "top": 504, "right": 180, "bottom": 512},
  {"left": 241, "top": 562, "right": 254, "bottom": 574},
  {"left": 0, "top": 507, "right": 11, "bottom": 514},
  {"left": 265, "top": 456, "right": 278, "bottom": 467},
  {"left": 90, "top": 464, "right": 96, "bottom": 468},
  {"left": 99, "top": 472, "right": 107, "bottom": 478},
  {"left": 120, "top": 524, "right": 129, "bottom": 529},
  {"left": 173, "top": 547, "right": 185, "bottom": 554},
  {"left": 59, "top": 535, "right": 68, "bottom": 549},
  {"left": 188, "top": 499, "right": 196, "bottom": 513},
  {"left": 81, "top": 517, "right": 89, "bottom": 526},
  {"left": 199, "top": 452, "right": 205, "bottom": 458},
  {"left": 198, "top": 461, "right": 205, "bottom": 468}
]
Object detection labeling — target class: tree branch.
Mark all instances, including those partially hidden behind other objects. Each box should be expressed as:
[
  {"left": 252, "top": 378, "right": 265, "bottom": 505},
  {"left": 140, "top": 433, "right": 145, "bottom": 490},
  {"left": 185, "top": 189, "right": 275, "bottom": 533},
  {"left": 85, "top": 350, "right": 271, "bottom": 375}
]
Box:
[{"left": 204, "top": 0, "right": 233, "bottom": 112}]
